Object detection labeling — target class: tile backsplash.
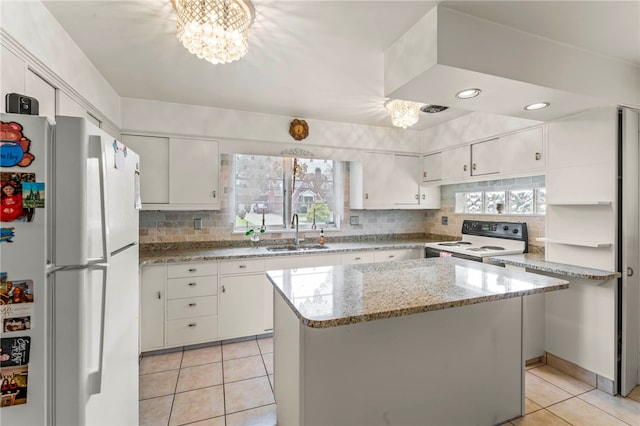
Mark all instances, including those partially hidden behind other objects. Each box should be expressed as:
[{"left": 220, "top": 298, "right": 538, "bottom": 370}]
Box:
[
  {"left": 139, "top": 157, "right": 545, "bottom": 251},
  {"left": 424, "top": 176, "right": 546, "bottom": 252}
]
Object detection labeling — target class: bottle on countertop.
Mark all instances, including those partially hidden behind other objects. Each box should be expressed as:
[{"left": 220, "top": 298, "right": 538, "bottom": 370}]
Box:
[{"left": 319, "top": 229, "right": 325, "bottom": 245}]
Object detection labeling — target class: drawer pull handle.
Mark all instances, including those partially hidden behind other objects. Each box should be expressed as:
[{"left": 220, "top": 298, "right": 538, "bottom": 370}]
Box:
[
  {"left": 388, "top": 255, "right": 395, "bottom": 258},
  {"left": 157, "top": 291, "right": 161, "bottom": 299},
  {"left": 239, "top": 265, "right": 247, "bottom": 269},
  {"left": 188, "top": 268, "right": 197, "bottom": 272},
  {"left": 188, "top": 323, "right": 197, "bottom": 327},
  {"left": 188, "top": 282, "right": 197, "bottom": 287},
  {"left": 188, "top": 303, "right": 197, "bottom": 307},
  {"left": 354, "top": 257, "right": 361, "bottom": 260}
]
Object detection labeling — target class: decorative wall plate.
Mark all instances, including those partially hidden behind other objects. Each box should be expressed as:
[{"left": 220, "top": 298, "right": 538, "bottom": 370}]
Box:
[{"left": 289, "top": 119, "right": 309, "bottom": 141}]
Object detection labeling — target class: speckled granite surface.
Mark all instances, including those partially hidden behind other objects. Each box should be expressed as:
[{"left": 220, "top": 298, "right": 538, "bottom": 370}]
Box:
[
  {"left": 488, "top": 253, "right": 621, "bottom": 280},
  {"left": 266, "top": 257, "right": 569, "bottom": 328},
  {"left": 138, "top": 239, "right": 434, "bottom": 264}
]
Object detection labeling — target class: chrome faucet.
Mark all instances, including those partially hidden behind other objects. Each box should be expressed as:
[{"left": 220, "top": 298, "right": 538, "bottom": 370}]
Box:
[{"left": 291, "top": 213, "right": 300, "bottom": 247}]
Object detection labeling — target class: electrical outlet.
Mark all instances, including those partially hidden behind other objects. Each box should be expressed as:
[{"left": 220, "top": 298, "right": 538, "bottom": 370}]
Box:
[
  {"left": 350, "top": 216, "right": 359, "bottom": 225},
  {"left": 194, "top": 218, "right": 203, "bottom": 230},
  {"left": 441, "top": 216, "right": 448, "bottom": 225}
]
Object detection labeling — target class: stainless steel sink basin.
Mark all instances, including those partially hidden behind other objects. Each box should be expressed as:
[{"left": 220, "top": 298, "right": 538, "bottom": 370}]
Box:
[{"left": 266, "top": 244, "right": 330, "bottom": 252}]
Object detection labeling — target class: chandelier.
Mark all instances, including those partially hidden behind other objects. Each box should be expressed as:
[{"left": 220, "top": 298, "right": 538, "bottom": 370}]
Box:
[
  {"left": 172, "top": 0, "right": 255, "bottom": 65},
  {"left": 384, "top": 99, "right": 424, "bottom": 129}
]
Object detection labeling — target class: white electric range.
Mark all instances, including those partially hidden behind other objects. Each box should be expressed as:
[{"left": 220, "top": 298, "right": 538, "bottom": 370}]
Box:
[{"left": 425, "top": 220, "right": 529, "bottom": 262}]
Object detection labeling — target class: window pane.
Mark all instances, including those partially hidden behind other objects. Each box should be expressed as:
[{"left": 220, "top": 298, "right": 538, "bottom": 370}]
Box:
[
  {"left": 508, "top": 190, "right": 534, "bottom": 214},
  {"left": 464, "top": 192, "right": 483, "bottom": 214},
  {"left": 535, "top": 188, "right": 546, "bottom": 214},
  {"left": 235, "top": 155, "right": 285, "bottom": 227},
  {"left": 485, "top": 191, "right": 506, "bottom": 214},
  {"left": 292, "top": 158, "right": 336, "bottom": 228}
]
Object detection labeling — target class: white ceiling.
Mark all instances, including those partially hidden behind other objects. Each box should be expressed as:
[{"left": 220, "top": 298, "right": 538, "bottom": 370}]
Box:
[{"left": 42, "top": 0, "right": 639, "bottom": 130}]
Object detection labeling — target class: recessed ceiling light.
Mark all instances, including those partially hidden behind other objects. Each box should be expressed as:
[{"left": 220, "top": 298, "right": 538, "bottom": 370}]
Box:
[
  {"left": 524, "top": 102, "right": 550, "bottom": 111},
  {"left": 455, "top": 89, "right": 481, "bottom": 99}
]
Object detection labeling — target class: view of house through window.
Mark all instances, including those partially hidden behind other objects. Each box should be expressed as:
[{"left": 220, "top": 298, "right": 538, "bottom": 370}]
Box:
[{"left": 234, "top": 154, "right": 339, "bottom": 231}]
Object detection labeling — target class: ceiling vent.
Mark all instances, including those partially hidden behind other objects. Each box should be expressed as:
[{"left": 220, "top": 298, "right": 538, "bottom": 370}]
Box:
[{"left": 420, "top": 104, "right": 449, "bottom": 113}]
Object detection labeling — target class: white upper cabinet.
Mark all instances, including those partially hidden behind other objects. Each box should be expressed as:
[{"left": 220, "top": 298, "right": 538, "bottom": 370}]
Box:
[
  {"left": 122, "top": 135, "right": 220, "bottom": 209},
  {"left": 351, "top": 153, "right": 438, "bottom": 209},
  {"left": 25, "top": 70, "right": 55, "bottom": 122},
  {"left": 440, "top": 146, "right": 470, "bottom": 181},
  {"left": 499, "top": 127, "right": 544, "bottom": 175},
  {"left": 422, "top": 152, "right": 442, "bottom": 182},
  {"left": 169, "top": 138, "right": 219, "bottom": 206},
  {"left": 470, "top": 137, "right": 501, "bottom": 176},
  {"left": 427, "top": 126, "right": 545, "bottom": 184}
]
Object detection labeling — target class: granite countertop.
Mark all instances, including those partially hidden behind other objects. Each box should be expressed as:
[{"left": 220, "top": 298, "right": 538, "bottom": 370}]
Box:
[
  {"left": 488, "top": 253, "right": 621, "bottom": 280},
  {"left": 139, "top": 240, "right": 433, "bottom": 264},
  {"left": 266, "top": 257, "right": 569, "bottom": 328}
]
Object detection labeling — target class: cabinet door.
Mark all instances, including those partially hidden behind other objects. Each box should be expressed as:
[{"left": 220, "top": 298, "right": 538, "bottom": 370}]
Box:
[
  {"left": 499, "top": 127, "right": 544, "bottom": 174},
  {"left": 263, "top": 278, "right": 274, "bottom": 332},
  {"left": 471, "top": 137, "right": 501, "bottom": 176},
  {"left": 169, "top": 138, "right": 219, "bottom": 206},
  {"left": 121, "top": 134, "right": 170, "bottom": 204},
  {"left": 140, "top": 265, "right": 165, "bottom": 351},
  {"left": 57, "top": 91, "right": 87, "bottom": 118},
  {"left": 440, "top": 146, "right": 470, "bottom": 180},
  {"left": 1, "top": 46, "right": 25, "bottom": 100},
  {"left": 422, "top": 152, "right": 442, "bottom": 182},
  {"left": 219, "top": 274, "right": 264, "bottom": 339},
  {"left": 393, "top": 154, "right": 420, "bottom": 206},
  {"left": 419, "top": 186, "right": 441, "bottom": 209},
  {"left": 362, "top": 152, "right": 396, "bottom": 208}
]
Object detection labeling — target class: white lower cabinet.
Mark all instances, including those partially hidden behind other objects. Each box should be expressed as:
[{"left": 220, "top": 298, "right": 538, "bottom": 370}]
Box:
[
  {"left": 139, "top": 250, "right": 423, "bottom": 352},
  {"left": 218, "top": 258, "right": 273, "bottom": 339},
  {"left": 139, "top": 261, "right": 218, "bottom": 351},
  {"left": 140, "top": 265, "right": 165, "bottom": 352}
]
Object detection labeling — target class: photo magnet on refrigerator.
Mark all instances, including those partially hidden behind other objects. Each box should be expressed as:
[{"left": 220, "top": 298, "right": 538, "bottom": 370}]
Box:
[
  {"left": 0, "top": 337, "right": 30, "bottom": 367},
  {"left": 0, "top": 121, "right": 35, "bottom": 167},
  {"left": 0, "top": 365, "right": 29, "bottom": 407},
  {"left": 21, "top": 182, "right": 44, "bottom": 209},
  {"left": 113, "top": 140, "right": 128, "bottom": 170},
  {"left": 1, "top": 172, "right": 36, "bottom": 222},
  {"left": 0, "top": 228, "right": 15, "bottom": 243}
]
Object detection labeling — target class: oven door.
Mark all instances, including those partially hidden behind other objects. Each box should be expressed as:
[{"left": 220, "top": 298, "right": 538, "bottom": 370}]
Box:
[{"left": 425, "top": 247, "right": 482, "bottom": 262}]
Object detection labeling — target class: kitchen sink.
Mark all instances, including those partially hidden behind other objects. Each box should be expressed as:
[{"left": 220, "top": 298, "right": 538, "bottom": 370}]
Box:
[{"left": 266, "top": 244, "right": 330, "bottom": 252}]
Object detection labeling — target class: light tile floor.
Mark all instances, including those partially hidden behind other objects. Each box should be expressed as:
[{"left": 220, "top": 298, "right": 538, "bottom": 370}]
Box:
[{"left": 140, "top": 338, "right": 640, "bottom": 425}]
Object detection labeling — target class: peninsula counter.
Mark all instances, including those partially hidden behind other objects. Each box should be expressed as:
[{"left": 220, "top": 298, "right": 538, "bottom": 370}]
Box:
[{"left": 266, "top": 257, "right": 568, "bottom": 426}]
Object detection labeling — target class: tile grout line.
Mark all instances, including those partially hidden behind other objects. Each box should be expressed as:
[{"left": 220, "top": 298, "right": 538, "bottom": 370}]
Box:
[{"left": 574, "top": 393, "right": 637, "bottom": 426}]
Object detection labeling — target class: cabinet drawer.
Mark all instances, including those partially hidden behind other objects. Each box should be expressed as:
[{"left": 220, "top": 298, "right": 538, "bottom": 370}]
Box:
[
  {"left": 341, "top": 251, "right": 375, "bottom": 265},
  {"left": 166, "top": 315, "right": 218, "bottom": 346},
  {"left": 220, "top": 258, "right": 265, "bottom": 275},
  {"left": 167, "top": 262, "right": 218, "bottom": 278},
  {"left": 167, "top": 295, "right": 218, "bottom": 320},
  {"left": 167, "top": 276, "right": 217, "bottom": 299},
  {"left": 374, "top": 249, "right": 418, "bottom": 263}
]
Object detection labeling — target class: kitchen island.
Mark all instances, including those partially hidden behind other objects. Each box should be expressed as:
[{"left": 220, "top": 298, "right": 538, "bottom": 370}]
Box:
[{"left": 266, "top": 257, "right": 569, "bottom": 426}]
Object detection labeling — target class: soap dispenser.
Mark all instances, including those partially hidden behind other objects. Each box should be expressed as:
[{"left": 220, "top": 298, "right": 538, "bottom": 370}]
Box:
[{"left": 319, "top": 229, "right": 325, "bottom": 245}]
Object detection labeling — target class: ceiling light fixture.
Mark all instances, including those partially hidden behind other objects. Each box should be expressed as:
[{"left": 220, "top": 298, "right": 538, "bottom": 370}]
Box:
[
  {"left": 455, "top": 88, "right": 482, "bottom": 99},
  {"left": 172, "top": 0, "right": 255, "bottom": 65},
  {"left": 524, "top": 102, "right": 550, "bottom": 111},
  {"left": 385, "top": 99, "right": 424, "bottom": 129}
]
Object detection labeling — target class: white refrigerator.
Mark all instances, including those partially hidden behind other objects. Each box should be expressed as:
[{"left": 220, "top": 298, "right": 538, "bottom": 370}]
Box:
[{"left": 0, "top": 114, "right": 140, "bottom": 425}]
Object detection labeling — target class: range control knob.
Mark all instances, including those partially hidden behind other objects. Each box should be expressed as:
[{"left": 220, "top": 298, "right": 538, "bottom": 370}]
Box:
[
  {"left": 503, "top": 225, "right": 509, "bottom": 231},
  {"left": 513, "top": 229, "right": 519, "bottom": 234}
]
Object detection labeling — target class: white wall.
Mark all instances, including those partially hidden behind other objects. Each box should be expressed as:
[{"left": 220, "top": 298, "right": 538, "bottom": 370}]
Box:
[
  {"left": 1, "top": 1, "right": 121, "bottom": 127},
  {"left": 420, "top": 111, "right": 541, "bottom": 152},
  {"left": 121, "top": 97, "right": 422, "bottom": 160}
]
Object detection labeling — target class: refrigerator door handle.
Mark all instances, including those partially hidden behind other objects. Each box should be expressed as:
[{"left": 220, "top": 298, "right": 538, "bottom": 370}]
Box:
[
  {"left": 87, "top": 135, "right": 111, "bottom": 264},
  {"left": 87, "top": 263, "right": 108, "bottom": 396}
]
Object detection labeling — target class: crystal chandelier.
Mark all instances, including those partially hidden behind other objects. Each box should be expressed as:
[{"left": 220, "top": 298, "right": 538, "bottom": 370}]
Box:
[
  {"left": 172, "top": 0, "right": 255, "bottom": 65},
  {"left": 385, "top": 99, "right": 424, "bottom": 129}
]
